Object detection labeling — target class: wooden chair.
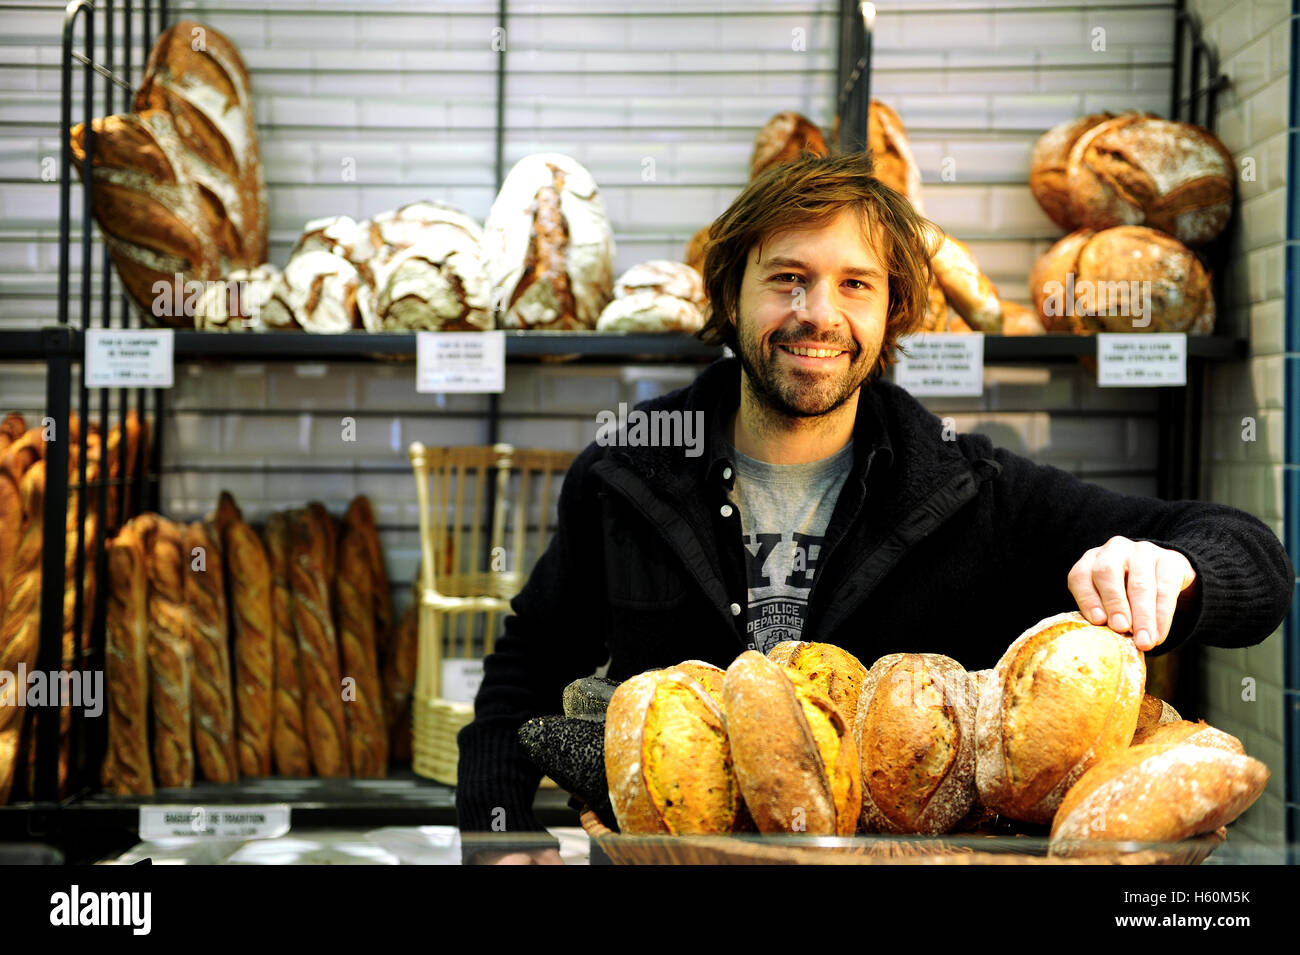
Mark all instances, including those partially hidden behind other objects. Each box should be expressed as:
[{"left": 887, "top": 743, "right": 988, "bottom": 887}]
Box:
[{"left": 407, "top": 441, "right": 576, "bottom": 784}]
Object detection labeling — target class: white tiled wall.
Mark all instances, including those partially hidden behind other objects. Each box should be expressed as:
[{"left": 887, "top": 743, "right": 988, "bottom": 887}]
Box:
[{"left": 1190, "top": 0, "right": 1291, "bottom": 863}]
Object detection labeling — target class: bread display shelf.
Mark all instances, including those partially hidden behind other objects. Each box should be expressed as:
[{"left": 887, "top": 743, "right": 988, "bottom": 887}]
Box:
[
  {"left": 0, "top": 328, "right": 1249, "bottom": 364},
  {"left": 579, "top": 811, "right": 1226, "bottom": 866}
]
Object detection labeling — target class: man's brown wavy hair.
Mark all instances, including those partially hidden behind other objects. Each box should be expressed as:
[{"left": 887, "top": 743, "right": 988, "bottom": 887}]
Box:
[{"left": 698, "top": 150, "right": 940, "bottom": 381}]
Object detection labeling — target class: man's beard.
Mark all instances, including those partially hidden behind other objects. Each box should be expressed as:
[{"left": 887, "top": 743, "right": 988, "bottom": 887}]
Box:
[{"left": 735, "top": 320, "right": 874, "bottom": 419}]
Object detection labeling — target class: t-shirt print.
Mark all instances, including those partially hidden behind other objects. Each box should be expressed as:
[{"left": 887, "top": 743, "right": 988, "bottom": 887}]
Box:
[{"left": 742, "top": 531, "right": 825, "bottom": 653}]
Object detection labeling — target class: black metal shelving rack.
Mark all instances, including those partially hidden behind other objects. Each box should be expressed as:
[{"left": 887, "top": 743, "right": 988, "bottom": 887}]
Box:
[{"left": 0, "top": 0, "right": 1239, "bottom": 862}]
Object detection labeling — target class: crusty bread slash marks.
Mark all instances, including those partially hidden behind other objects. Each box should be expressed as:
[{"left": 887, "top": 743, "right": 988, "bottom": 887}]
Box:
[
  {"left": 510, "top": 165, "right": 577, "bottom": 326},
  {"left": 184, "top": 521, "right": 239, "bottom": 783},
  {"left": 264, "top": 512, "right": 311, "bottom": 776}
]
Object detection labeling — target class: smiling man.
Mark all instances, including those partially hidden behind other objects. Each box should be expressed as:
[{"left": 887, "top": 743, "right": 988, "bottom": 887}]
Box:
[{"left": 457, "top": 151, "right": 1293, "bottom": 863}]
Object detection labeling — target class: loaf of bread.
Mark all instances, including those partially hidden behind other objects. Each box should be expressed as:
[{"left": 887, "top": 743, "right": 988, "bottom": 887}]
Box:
[
  {"left": 999, "top": 300, "right": 1046, "bottom": 336},
  {"left": 596, "top": 292, "right": 704, "bottom": 333},
  {"left": 723, "top": 649, "right": 861, "bottom": 835},
  {"left": 0, "top": 428, "right": 42, "bottom": 612},
  {"left": 683, "top": 225, "right": 711, "bottom": 278},
  {"left": 193, "top": 264, "right": 282, "bottom": 332},
  {"left": 868, "top": 100, "right": 925, "bottom": 214},
  {"left": 371, "top": 237, "right": 493, "bottom": 331},
  {"left": 1029, "top": 113, "right": 1116, "bottom": 231},
  {"left": 0, "top": 461, "right": 44, "bottom": 804},
  {"left": 614, "top": 260, "right": 706, "bottom": 307},
  {"left": 1132, "top": 693, "right": 1181, "bottom": 741},
  {"left": 0, "top": 413, "right": 25, "bottom": 453},
  {"left": 855, "top": 653, "right": 977, "bottom": 834},
  {"left": 137, "top": 514, "right": 194, "bottom": 788},
  {"left": 1049, "top": 742, "right": 1269, "bottom": 852},
  {"left": 1132, "top": 719, "right": 1243, "bottom": 753},
  {"left": 484, "top": 153, "right": 615, "bottom": 329},
  {"left": 335, "top": 526, "right": 387, "bottom": 777},
  {"left": 184, "top": 521, "right": 238, "bottom": 783},
  {"left": 133, "top": 20, "right": 268, "bottom": 269},
  {"left": 287, "top": 507, "right": 350, "bottom": 776},
  {"left": 384, "top": 601, "right": 418, "bottom": 761},
  {"left": 976, "top": 611, "right": 1145, "bottom": 824},
  {"left": 263, "top": 512, "right": 310, "bottom": 776},
  {"left": 920, "top": 273, "right": 949, "bottom": 333},
  {"left": 259, "top": 250, "right": 375, "bottom": 333},
  {"left": 342, "top": 496, "right": 392, "bottom": 664},
  {"left": 1067, "top": 115, "right": 1234, "bottom": 246},
  {"left": 929, "top": 234, "right": 1002, "bottom": 333},
  {"left": 104, "top": 520, "right": 154, "bottom": 795},
  {"left": 104, "top": 411, "right": 144, "bottom": 528},
  {"left": 1029, "top": 229, "right": 1095, "bottom": 332},
  {"left": 219, "top": 507, "right": 274, "bottom": 778},
  {"left": 767, "top": 640, "right": 868, "bottom": 727},
  {"left": 605, "top": 669, "right": 739, "bottom": 834},
  {"left": 751, "top": 112, "right": 828, "bottom": 179},
  {"left": 667, "top": 660, "right": 725, "bottom": 707},
  {"left": 69, "top": 111, "right": 222, "bottom": 326}
]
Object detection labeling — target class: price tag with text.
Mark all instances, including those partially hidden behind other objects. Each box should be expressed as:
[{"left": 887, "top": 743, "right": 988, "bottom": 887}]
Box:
[
  {"left": 1096, "top": 333, "right": 1186, "bottom": 387},
  {"left": 442, "top": 659, "right": 484, "bottom": 704},
  {"left": 894, "top": 333, "right": 984, "bottom": 396},
  {"left": 85, "top": 328, "right": 174, "bottom": 388},
  {"left": 138, "top": 804, "right": 290, "bottom": 840},
  {"left": 416, "top": 331, "right": 505, "bottom": 394}
]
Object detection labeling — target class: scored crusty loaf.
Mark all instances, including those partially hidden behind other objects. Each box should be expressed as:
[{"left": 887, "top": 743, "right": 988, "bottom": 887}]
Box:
[
  {"left": 929, "top": 234, "right": 1003, "bottom": 333},
  {"left": 855, "top": 653, "right": 976, "bottom": 834},
  {"left": 0, "top": 461, "right": 45, "bottom": 804},
  {"left": 868, "top": 100, "right": 925, "bottom": 214},
  {"left": 595, "top": 292, "right": 704, "bottom": 333},
  {"left": 184, "top": 521, "right": 238, "bottom": 783},
  {"left": 723, "top": 649, "right": 861, "bottom": 835},
  {"left": 1049, "top": 742, "right": 1269, "bottom": 852},
  {"left": 335, "top": 526, "right": 387, "bottom": 777},
  {"left": 1132, "top": 719, "right": 1244, "bottom": 753},
  {"left": 751, "top": 111, "right": 828, "bottom": 180},
  {"left": 70, "top": 111, "right": 222, "bottom": 326},
  {"left": 1071, "top": 226, "right": 1214, "bottom": 334},
  {"left": 259, "top": 249, "right": 374, "bottom": 333},
  {"left": 977, "top": 611, "right": 1146, "bottom": 824},
  {"left": 221, "top": 511, "right": 274, "bottom": 778},
  {"left": 384, "top": 601, "right": 418, "bottom": 761},
  {"left": 1029, "top": 113, "right": 1116, "bottom": 231},
  {"left": 104, "top": 520, "right": 154, "bottom": 795},
  {"left": 133, "top": 20, "right": 268, "bottom": 269},
  {"left": 1131, "top": 692, "right": 1182, "bottom": 742},
  {"left": 263, "top": 512, "right": 310, "bottom": 776},
  {"left": 767, "top": 640, "right": 868, "bottom": 728},
  {"left": 137, "top": 514, "right": 194, "bottom": 788},
  {"left": 104, "top": 411, "right": 144, "bottom": 529},
  {"left": 484, "top": 153, "right": 615, "bottom": 329},
  {"left": 613, "top": 260, "right": 706, "bottom": 307},
  {"left": 667, "top": 660, "right": 726, "bottom": 708},
  {"left": 193, "top": 264, "right": 282, "bottom": 331},
  {"left": 605, "top": 669, "right": 739, "bottom": 835},
  {"left": 1067, "top": 115, "right": 1234, "bottom": 247},
  {"left": 0, "top": 413, "right": 26, "bottom": 453},
  {"left": 1029, "top": 228, "right": 1095, "bottom": 332},
  {"left": 287, "top": 507, "right": 350, "bottom": 777},
  {"left": 342, "top": 496, "right": 392, "bottom": 665}
]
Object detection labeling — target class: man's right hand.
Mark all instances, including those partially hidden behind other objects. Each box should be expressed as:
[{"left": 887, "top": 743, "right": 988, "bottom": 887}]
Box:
[{"left": 473, "top": 848, "right": 564, "bottom": 865}]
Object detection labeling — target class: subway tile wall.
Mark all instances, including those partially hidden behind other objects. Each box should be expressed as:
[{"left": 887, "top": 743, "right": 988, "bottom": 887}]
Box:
[{"left": 1188, "top": 0, "right": 1293, "bottom": 863}]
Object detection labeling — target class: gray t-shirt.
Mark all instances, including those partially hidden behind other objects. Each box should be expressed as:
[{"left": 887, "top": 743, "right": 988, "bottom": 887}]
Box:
[{"left": 729, "top": 440, "right": 854, "bottom": 653}]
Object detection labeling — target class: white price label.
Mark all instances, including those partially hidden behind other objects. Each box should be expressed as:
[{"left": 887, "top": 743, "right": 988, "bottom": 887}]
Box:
[
  {"left": 138, "top": 804, "right": 290, "bottom": 840},
  {"left": 416, "top": 331, "right": 505, "bottom": 394},
  {"left": 1096, "top": 333, "right": 1186, "bottom": 387},
  {"left": 84, "top": 329, "right": 174, "bottom": 388},
  {"left": 441, "top": 659, "right": 484, "bottom": 704},
  {"left": 894, "top": 333, "right": 984, "bottom": 396}
]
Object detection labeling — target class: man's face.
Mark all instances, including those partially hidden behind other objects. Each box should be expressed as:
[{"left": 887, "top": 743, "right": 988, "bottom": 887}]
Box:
[{"left": 733, "top": 208, "right": 889, "bottom": 418}]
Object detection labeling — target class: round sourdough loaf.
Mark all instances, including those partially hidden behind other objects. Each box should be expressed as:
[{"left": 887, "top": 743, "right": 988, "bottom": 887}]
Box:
[
  {"left": 766, "top": 640, "right": 868, "bottom": 728},
  {"left": 750, "top": 111, "right": 828, "bottom": 179},
  {"left": 854, "top": 653, "right": 976, "bottom": 834},
  {"left": 371, "top": 234, "right": 492, "bottom": 332},
  {"left": 484, "top": 153, "right": 615, "bottom": 330},
  {"left": 193, "top": 264, "right": 281, "bottom": 331},
  {"left": 1029, "top": 113, "right": 1115, "bottom": 231},
  {"left": 976, "top": 611, "right": 1146, "bottom": 825},
  {"left": 723, "top": 650, "right": 861, "bottom": 836},
  {"left": 1073, "top": 226, "right": 1214, "bottom": 333},
  {"left": 260, "top": 250, "right": 375, "bottom": 333},
  {"left": 604, "top": 669, "right": 739, "bottom": 835},
  {"left": 1029, "top": 228, "right": 1095, "bottom": 332},
  {"left": 1066, "top": 115, "right": 1234, "bottom": 246},
  {"left": 1049, "top": 742, "right": 1269, "bottom": 853},
  {"left": 1131, "top": 718, "right": 1244, "bottom": 753},
  {"left": 595, "top": 292, "right": 703, "bottom": 333},
  {"left": 1131, "top": 692, "right": 1182, "bottom": 742},
  {"left": 613, "top": 260, "right": 706, "bottom": 307}
]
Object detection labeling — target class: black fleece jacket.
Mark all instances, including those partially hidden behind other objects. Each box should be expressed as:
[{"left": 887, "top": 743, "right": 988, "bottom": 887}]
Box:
[{"left": 456, "top": 356, "right": 1293, "bottom": 844}]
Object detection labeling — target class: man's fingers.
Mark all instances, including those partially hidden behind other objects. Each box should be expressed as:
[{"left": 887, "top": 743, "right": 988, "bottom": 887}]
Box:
[
  {"left": 1126, "top": 542, "right": 1162, "bottom": 650},
  {"left": 1067, "top": 548, "right": 1106, "bottom": 624},
  {"left": 1152, "top": 551, "right": 1195, "bottom": 644},
  {"left": 1091, "top": 541, "right": 1133, "bottom": 632}
]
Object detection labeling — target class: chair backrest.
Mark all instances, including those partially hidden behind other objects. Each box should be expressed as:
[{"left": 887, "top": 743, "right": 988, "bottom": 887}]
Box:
[{"left": 409, "top": 442, "right": 576, "bottom": 668}]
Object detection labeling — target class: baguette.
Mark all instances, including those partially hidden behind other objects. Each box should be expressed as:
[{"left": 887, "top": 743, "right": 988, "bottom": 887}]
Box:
[
  {"left": 929, "top": 234, "right": 1002, "bottom": 333},
  {"left": 287, "top": 508, "right": 350, "bottom": 776},
  {"left": 342, "top": 496, "right": 393, "bottom": 667},
  {"left": 605, "top": 669, "right": 739, "bottom": 835},
  {"left": 104, "top": 520, "right": 154, "bottom": 794},
  {"left": 1131, "top": 719, "right": 1243, "bottom": 754},
  {"left": 263, "top": 512, "right": 310, "bottom": 776},
  {"left": 221, "top": 511, "right": 274, "bottom": 778},
  {"left": 0, "top": 461, "right": 45, "bottom": 803},
  {"left": 184, "top": 520, "right": 238, "bottom": 782},
  {"left": 723, "top": 649, "right": 861, "bottom": 835},
  {"left": 335, "top": 526, "right": 387, "bottom": 777},
  {"left": 383, "top": 601, "right": 418, "bottom": 761},
  {"left": 1050, "top": 742, "right": 1269, "bottom": 853},
  {"left": 137, "top": 515, "right": 194, "bottom": 788}
]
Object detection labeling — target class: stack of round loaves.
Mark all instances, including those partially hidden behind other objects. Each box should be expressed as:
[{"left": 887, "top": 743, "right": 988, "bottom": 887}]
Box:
[
  {"left": 524, "top": 611, "right": 1270, "bottom": 854},
  {"left": 1027, "top": 113, "right": 1232, "bottom": 334}
]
